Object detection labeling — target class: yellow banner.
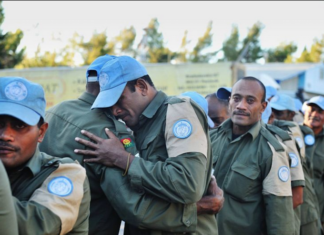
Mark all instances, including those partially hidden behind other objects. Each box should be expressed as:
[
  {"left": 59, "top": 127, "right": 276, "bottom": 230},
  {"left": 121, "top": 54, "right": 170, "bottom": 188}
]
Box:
[{"left": 0, "top": 63, "right": 232, "bottom": 109}]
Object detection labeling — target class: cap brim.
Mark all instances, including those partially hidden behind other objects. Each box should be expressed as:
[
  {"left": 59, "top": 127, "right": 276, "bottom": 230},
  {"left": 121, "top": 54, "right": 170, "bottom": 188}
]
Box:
[
  {"left": 306, "top": 101, "right": 324, "bottom": 110},
  {"left": 216, "top": 88, "right": 231, "bottom": 100},
  {"left": 0, "top": 102, "right": 41, "bottom": 126},
  {"left": 91, "top": 82, "right": 127, "bottom": 109},
  {"left": 207, "top": 116, "right": 215, "bottom": 128},
  {"left": 270, "top": 102, "right": 287, "bottom": 111}
]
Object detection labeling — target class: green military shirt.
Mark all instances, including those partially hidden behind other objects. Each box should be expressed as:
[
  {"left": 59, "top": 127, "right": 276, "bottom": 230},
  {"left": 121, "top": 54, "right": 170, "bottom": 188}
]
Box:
[
  {"left": 312, "top": 127, "right": 324, "bottom": 223},
  {"left": 210, "top": 119, "right": 294, "bottom": 235},
  {"left": 0, "top": 160, "right": 18, "bottom": 235},
  {"left": 273, "top": 120, "right": 320, "bottom": 233},
  {"left": 126, "top": 91, "right": 217, "bottom": 234},
  {"left": 40, "top": 92, "right": 201, "bottom": 235},
  {"left": 9, "top": 148, "right": 90, "bottom": 235}
]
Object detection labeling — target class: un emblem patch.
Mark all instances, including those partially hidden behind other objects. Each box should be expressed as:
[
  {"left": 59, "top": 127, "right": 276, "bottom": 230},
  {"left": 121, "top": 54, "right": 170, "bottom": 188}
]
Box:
[
  {"left": 173, "top": 120, "right": 192, "bottom": 139},
  {"left": 304, "top": 134, "right": 315, "bottom": 146},
  {"left": 99, "top": 72, "right": 109, "bottom": 88},
  {"left": 5, "top": 81, "right": 28, "bottom": 101},
  {"left": 48, "top": 176, "right": 73, "bottom": 197},
  {"left": 289, "top": 153, "right": 299, "bottom": 168},
  {"left": 278, "top": 166, "right": 290, "bottom": 182}
]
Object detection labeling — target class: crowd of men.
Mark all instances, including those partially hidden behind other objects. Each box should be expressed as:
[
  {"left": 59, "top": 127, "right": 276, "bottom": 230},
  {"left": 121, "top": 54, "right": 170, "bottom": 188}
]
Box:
[{"left": 0, "top": 54, "right": 323, "bottom": 235}]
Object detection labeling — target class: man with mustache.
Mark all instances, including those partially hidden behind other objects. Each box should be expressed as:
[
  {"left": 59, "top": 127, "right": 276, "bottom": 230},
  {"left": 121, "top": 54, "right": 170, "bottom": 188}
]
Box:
[
  {"left": 74, "top": 55, "right": 222, "bottom": 234},
  {"left": 0, "top": 77, "right": 90, "bottom": 235},
  {"left": 210, "top": 76, "right": 294, "bottom": 235},
  {"left": 303, "top": 96, "right": 324, "bottom": 229}
]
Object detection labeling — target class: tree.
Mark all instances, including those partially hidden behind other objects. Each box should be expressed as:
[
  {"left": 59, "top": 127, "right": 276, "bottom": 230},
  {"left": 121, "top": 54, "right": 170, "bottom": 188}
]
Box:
[
  {"left": 0, "top": 1, "right": 25, "bottom": 68},
  {"left": 189, "top": 21, "right": 218, "bottom": 63},
  {"left": 221, "top": 25, "right": 240, "bottom": 62},
  {"left": 140, "top": 18, "right": 174, "bottom": 63},
  {"left": 296, "top": 37, "right": 324, "bottom": 63},
  {"left": 266, "top": 42, "right": 298, "bottom": 62},
  {"left": 239, "top": 21, "right": 264, "bottom": 63},
  {"left": 173, "top": 30, "right": 190, "bottom": 63},
  {"left": 76, "top": 31, "right": 115, "bottom": 65},
  {"left": 115, "top": 26, "right": 136, "bottom": 56}
]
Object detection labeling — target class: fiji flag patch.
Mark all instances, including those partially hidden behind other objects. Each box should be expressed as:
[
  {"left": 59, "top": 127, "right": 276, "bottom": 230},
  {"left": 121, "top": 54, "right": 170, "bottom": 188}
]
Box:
[{"left": 120, "top": 138, "right": 134, "bottom": 148}]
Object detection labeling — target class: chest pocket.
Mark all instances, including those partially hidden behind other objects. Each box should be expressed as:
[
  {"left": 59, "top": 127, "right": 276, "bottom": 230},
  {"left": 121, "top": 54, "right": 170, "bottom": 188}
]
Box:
[
  {"left": 140, "top": 134, "right": 166, "bottom": 162},
  {"left": 224, "top": 161, "right": 261, "bottom": 202}
]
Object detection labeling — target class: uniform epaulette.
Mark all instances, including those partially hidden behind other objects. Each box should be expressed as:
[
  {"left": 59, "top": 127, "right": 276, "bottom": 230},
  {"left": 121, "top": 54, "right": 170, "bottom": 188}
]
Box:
[
  {"left": 166, "top": 96, "right": 186, "bottom": 105},
  {"left": 273, "top": 119, "right": 297, "bottom": 128},
  {"left": 299, "top": 125, "right": 314, "bottom": 136},
  {"left": 260, "top": 126, "right": 285, "bottom": 152},
  {"left": 266, "top": 124, "right": 292, "bottom": 142}
]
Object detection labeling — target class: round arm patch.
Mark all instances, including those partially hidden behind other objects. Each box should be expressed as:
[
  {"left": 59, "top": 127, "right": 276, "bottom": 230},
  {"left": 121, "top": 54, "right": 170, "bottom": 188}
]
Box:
[{"left": 48, "top": 176, "right": 73, "bottom": 197}]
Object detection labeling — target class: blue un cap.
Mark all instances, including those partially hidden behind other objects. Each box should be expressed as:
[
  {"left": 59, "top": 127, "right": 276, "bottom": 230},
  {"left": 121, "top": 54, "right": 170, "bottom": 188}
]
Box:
[
  {"left": 180, "top": 91, "right": 215, "bottom": 128},
  {"left": 0, "top": 77, "right": 46, "bottom": 126},
  {"left": 216, "top": 87, "right": 232, "bottom": 100},
  {"left": 305, "top": 96, "right": 324, "bottom": 110},
  {"left": 91, "top": 56, "right": 148, "bottom": 109},
  {"left": 270, "top": 94, "right": 296, "bottom": 112},
  {"left": 86, "top": 55, "right": 117, "bottom": 82},
  {"left": 265, "top": 86, "right": 277, "bottom": 100}
]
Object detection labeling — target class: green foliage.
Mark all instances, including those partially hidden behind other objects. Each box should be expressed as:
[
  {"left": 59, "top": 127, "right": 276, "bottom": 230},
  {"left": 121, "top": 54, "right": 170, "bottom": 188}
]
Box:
[
  {"left": 266, "top": 42, "right": 298, "bottom": 62},
  {"left": 173, "top": 30, "right": 190, "bottom": 63},
  {"left": 189, "top": 21, "right": 217, "bottom": 63},
  {"left": 16, "top": 44, "right": 75, "bottom": 68},
  {"left": 220, "top": 25, "right": 239, "bottom": 62},
  {"left": 0, "top": 1, "right": 25, "bottom": 68},
  {"left": 296, "top": 37, "right": 324, "bottom": 63},
  {"left": 115, "top": 26, "right": 136, "bottom": 55},
  {"left": 239, "top": 21, "right": 264, "bottom": 63},
  {"left": 143, "top": 18, "right": 175, "bottom": 63}
]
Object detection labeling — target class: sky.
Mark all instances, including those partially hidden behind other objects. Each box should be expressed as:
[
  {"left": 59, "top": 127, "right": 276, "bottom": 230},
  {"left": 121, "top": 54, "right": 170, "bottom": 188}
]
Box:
[{"left": 2, "top": 1, "right": 324, "bottom": 64}]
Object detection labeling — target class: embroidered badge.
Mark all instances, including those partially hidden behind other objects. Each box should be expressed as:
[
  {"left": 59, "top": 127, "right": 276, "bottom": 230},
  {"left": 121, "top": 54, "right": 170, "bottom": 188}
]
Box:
[
  {"left": 295, "top": 137, "right": 304, "bottom": 149},
  {"left": 99, "top": 72, "right": 109, "bottom": 88},
  {"left": 304, "top": 134, "right": 315, "bottom": 146},
  {"left": 5, "top": 81, "right": 28, "bottom": 101},
  {"left": 289, "top": 153, "right": 299, "bottom": 168},
  {"left": 173, "top": 120, "right": 192, "bottom": 139},
  {"left": 48, "top": 176, "right": 73, "bottom": 197},
  {"left": 278, "top": 166, "right": 290, "bottom": 182},
  {"left": 120, "top": 138, "right": 134, "bottom": 148}
]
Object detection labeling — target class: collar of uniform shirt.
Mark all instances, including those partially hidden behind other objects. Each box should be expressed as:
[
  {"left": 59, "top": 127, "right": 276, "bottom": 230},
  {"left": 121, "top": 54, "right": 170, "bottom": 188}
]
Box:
[
  {"left": 221, "top": 118, "right": 262, "bottom": 142},
  {"left": 78, "top": 92, "right": 96, "bottom": 105},
  {"left": 17, "top": 147, "right": 43, "bottom": 176},
  {"left": 141, "top": 91, "right": 167, "bottom": 119}
]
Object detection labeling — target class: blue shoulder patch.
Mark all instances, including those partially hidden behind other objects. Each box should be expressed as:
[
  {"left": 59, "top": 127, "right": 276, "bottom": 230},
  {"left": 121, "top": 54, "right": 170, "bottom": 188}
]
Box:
[
  {"left": 48, "top": 176, "right": 73, "bottom": 197},
  {"left": 173, "top": 120, "right": 192, "bottom": 139}
]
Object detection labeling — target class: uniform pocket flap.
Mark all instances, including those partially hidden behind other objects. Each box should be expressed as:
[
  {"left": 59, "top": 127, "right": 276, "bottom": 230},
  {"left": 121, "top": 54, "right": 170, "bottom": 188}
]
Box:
[
  {"left": 140, "top": 135, "right": 157, "bottom": 150},
  {"left": 231, "top": 161, "right": 260, "bottom": 180}
]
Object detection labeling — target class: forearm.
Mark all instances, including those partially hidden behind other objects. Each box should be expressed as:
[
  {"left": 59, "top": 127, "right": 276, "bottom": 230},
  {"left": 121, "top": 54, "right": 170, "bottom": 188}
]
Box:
[
  {"left": 127, "top": 154, "right": 207, "bottom": 204},
  {"left": 102, "top": 167, "right": 197, "bottom": 233}
]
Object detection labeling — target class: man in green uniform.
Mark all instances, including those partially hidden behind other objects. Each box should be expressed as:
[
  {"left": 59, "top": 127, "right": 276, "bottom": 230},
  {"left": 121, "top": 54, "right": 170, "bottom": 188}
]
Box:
[
  {"left": 303, "top": 96, "right": 324, "bottom": 228},
  {"left": 0, "top": 160, "right": 18, "bottom": 235},
  {"left": 269, "top": 93, "right": 321, "bottom": 235},
  {"left": 75, "top": 55, "right": 221, "bottom": 234},
  {"left": 40, "top": 55, "right": 223, "bottom": 235},
  {"left": 0, "top": 77, "right": 90, "bottom": 235},
  {"left": 210, "top": 76, "right": 294, "bottom": 235}
]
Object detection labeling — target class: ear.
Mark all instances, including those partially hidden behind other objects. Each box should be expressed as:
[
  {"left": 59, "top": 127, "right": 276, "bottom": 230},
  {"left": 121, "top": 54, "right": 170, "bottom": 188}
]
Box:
[
  {"left": 135, "top": 79, "right": 149, "bottom": 96},
  {"left": 261, "top": 101, "right": 267, "bottom": 113},
  {"left": 38, "top": 122, "right": 48, "bottom": 143}
]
